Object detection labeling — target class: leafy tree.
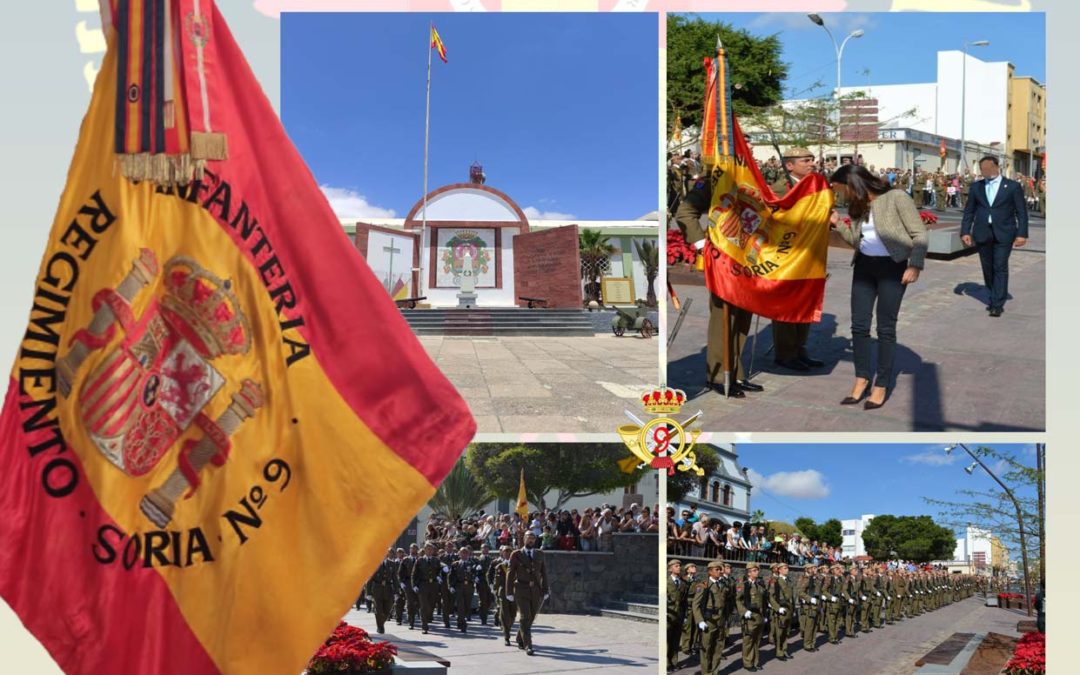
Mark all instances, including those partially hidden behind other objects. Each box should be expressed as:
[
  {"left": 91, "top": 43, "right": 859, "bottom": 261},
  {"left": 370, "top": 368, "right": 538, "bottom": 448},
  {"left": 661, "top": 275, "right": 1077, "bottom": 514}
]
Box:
[
  {"left": 427, "top": 461, "right": 493, "bottom": 522},
  {"left": 922, "top": 445, "right": 1043, "bottom": 582},
  {"left": 466, "top": 444, "right": 647, "bottom": 511},
  {"left": 579, "top": 229, "right": 616, "bottom": 303},
  {"left": 633, "top": 238, "right": 659, "bottom": 307},
  {"left": 667, "top": 14, "right": 786, "bottom": 130},
  {"left": 793, "top": 517, "right": 843, "bottom": 547},
  {"left": 861, "top": 515, "right": 955, "bottom": 563},
  {"left": 666, "top": 444, "right": 720, "bottom": 503},
  {"left": 767, "top": 521, "right": 800, "bottom": 537}
]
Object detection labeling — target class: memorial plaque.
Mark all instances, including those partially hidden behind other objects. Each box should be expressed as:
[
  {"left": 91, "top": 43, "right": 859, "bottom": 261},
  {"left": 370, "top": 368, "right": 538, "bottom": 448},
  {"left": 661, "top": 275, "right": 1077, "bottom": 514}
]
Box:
[{"left": 601, "top": 277, "right": 635, "bottom": 305}]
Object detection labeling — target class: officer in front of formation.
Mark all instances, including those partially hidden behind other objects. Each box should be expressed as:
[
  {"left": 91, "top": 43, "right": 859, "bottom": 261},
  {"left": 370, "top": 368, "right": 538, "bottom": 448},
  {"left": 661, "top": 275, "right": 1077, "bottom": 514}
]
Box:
[{"left": 506, "top": 530, "right": 548, "bottom": 656}]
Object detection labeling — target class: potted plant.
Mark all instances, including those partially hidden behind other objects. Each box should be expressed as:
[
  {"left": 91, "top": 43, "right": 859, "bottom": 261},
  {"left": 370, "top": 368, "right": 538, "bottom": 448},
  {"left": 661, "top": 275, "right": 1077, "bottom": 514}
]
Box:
[
  {"left": 1003, "top": 631, "right": 1045, "bottom": 674},
  {"left": 306, "top": 622, "right": 398, "bottom": 675}
]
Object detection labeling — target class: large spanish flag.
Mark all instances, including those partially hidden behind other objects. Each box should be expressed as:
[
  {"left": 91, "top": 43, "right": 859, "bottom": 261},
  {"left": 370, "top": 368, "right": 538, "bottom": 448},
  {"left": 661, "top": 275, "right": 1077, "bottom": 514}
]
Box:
[
  {"left": 430, "top": 24, "right": 448, "bottom": 64},
  {"left": 0, "top": 2, "right": 475, "bottom": 674},
  {"left": 699, "top": 44, "right": 834, "bottom": 324}
]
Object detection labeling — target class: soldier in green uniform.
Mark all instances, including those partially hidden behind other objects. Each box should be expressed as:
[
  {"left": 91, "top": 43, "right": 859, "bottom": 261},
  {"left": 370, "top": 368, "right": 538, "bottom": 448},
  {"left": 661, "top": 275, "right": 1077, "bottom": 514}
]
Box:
[
  {"left": 675, "top": 174, "right": 761, "bottom": 397},
  {"left": 412, "top": 543, "right": 444, "bottom": 635},
  {"left": 475, "top": 543, "right": 494, "bottom": 626},
  {"left": 667, "top": 559, "right": 688, "bottom": 671},
  {"left": 899, "top": 169, "right": 911, "bottom": 196},
  {"left": 843, "top": 567, "right": 861, "bottom": 639},
  {"left": 771, "top": 147, "right": 827, "bottom": 373},
  {"left": 1038, "top": 176, "right": 1046, "bottom": 215},
  {"left": 370, "top": 548, "right": 398, "bottom": 634},
  {"left": 884, "top": 568, "right": 898, "bottom": 624},
  {"left": 447, "top": 547, "right": 478, "bottom": 633},
  {"left": 489, "top": 545, "right": 516, "bottom": 646},
  {"left": 934, "top": 173, "right": 948, "bottom": 211},
  {"left": 859, "top": 566, "right": 877, "bottom": 632},
  {"left": 681, "top": 562, "right": 705, "bottom": 658},
  {"left": 769, "top": 562, "right": 796, "bottom": 660},
  {"left": 392, "top": 548, "right": 407, "bottom": 625},
  {"left": 506, "top": 531, "right": 549, "bottom": 656},
  {"left": 822, "top": 563, "right": 847, "bottom": 644},
  {"left": 693, "top": 561, "right": 726, "bottom": 674},
  {"left": 399, "top": 544, "right": 421, "bottom": 630},
  {"left": 896, "top": 569, "right": 910, "bottom": 621},
  {"left": 797, "top": 562, "right": 820, "bottom": 652},
  {"left": 737, "top": 562, "right": 769, "bottom": 671}
]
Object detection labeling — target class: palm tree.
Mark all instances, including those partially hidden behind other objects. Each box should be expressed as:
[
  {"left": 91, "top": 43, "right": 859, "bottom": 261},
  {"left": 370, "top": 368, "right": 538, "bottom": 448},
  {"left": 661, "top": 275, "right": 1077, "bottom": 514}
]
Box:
[
  {"left": 751, "top": 509, "right": 767, "bottom": 525},
  {"left": 427, "top": 462, "right": 493, "bottom": 522},
  {"left": 633, "top": 238, "right": 659, "bottom": 307},
  {"left": 579, "top": 229, "right": 615, "bottom": 303}
]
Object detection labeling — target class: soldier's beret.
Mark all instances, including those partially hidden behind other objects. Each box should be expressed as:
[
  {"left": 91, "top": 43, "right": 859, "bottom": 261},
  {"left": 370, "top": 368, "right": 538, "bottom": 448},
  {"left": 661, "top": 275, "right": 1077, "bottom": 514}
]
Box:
[
  {"left": 707, "top": 560, "right": 724, "bottom": 570},
  {"left": 669, "top": 559, "right": 682, "bottom": 569}
]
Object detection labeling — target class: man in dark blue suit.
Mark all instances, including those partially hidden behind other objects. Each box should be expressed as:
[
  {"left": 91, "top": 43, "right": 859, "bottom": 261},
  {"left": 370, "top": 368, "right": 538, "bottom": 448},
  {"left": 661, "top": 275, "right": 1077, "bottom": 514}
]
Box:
[{"left": 960, "top": 156, "right": 1029, "bottom": 317}]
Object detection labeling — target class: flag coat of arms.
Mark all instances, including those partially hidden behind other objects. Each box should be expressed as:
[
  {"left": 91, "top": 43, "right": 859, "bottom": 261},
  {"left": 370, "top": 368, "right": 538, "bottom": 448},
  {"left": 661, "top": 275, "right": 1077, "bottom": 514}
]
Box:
[
  {"left": 699, "top": 45, "right": 834, "bottom": 324},
  {"left": 0, "top": 2, "right": 475, "bottom": 674}
]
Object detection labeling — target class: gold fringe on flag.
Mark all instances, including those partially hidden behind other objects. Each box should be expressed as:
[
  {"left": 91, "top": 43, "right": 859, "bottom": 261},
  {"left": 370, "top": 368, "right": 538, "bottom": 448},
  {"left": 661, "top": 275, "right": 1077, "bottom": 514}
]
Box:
[{"left": 190, "top": 131, "right": 228, "bottom": 161}]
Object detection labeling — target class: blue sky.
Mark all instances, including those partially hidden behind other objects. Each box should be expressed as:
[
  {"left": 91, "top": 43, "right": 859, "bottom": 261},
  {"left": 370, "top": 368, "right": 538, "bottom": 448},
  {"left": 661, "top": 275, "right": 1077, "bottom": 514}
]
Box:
[
  {"left": 281, "top": 13, "right": 658, "bottom": 221},
  {"left": 692, "top": 13, "right": 1045, "bottom": 99},
  {"left": 733, "top": 443, "right": 1038, "bottom": 535}
]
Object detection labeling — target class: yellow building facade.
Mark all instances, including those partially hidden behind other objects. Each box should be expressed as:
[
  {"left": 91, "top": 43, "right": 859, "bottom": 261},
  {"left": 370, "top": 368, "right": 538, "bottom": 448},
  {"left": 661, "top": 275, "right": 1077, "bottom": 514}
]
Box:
[{"left": 1008, "top": 75, "right": 1046, "bottom": 177}]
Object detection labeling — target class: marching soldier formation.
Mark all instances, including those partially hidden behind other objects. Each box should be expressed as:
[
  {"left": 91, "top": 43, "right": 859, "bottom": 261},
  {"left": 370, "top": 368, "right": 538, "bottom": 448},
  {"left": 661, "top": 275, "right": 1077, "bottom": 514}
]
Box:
[
  {"left": 668, "top": 559, "right": 980, "bottom": 672},
  {"left": 355, "top": 535, "right": 549, "bottom": 656}
]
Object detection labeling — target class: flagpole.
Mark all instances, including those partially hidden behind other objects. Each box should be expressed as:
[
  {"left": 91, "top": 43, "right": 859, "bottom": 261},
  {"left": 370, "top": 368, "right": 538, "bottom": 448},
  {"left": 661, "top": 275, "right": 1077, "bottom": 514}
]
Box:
[{"left": 420, "top": 26, "right": 434, "bottom": 296}]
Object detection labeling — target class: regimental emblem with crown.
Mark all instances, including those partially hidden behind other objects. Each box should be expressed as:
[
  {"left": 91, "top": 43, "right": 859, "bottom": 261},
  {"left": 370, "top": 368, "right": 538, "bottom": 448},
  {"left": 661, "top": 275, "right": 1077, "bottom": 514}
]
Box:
[
  {"left": 617, "top": 387, "right": 704, "bottom": 477},
  {"left": 56, "top": 250, "right": 264, "bottom": 528}
]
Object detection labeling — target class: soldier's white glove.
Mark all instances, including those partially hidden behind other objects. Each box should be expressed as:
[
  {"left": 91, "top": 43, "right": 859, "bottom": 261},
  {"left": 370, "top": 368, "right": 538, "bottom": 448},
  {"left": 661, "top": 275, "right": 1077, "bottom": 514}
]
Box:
[
  {"left": 810, "top": 598, "right": 817, "bottom": 605},
  {"left": 400, "top": 582, "right": 406, "bottom": 589},
  {"left": 831, "top": 596, "right": 837, "bottom": 603},
  {"left": 849, "top": 599, "right": 855, "bottom": 605},
  {"left": 876, "top": 592, "right": 882, "bottom": 597},
  {"left": 474, "top": 577, "right": 480, "bottom": 585},
  {"left": 506, "top": 594, "right": 515, "bottom": 602},
  {"left": 450, "top": 587, "right": 456, "bottom": 594},
  {"left": 442, "top": 565, "right": 450, "bottom": 573},
  {"left": 778, "top": 608, "right": 786, "bottom": 615},
  {"left": 744, "top": 611, "right": 752, "bottom": 619},
  {"left": 861, "top": 596, "right": 867, "bottom": 601},
  {"left": 699, "top": 621, "right": 707, "bottom": 630},
  {"left": 475, "top": 565, "right": 482, "bottom": 572},
  {"left": 887, "top": 596, "right": 892, "bottom": 600},
  {"left": 413, "top": 586, "right": 419, "bottom": 593},
  {"left": 436, "top": 576, "right": 443, "bottom": 584},
  {"left": 693, "top": 239, "right": 706, "bottom": 250},
  {"left": 544, "top": 593, "right": 550, "bottom": 600}
]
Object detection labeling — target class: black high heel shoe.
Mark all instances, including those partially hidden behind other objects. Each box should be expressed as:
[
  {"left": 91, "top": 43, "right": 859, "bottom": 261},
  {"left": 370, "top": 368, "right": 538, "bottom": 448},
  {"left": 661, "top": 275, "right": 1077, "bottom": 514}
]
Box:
[
  {"left": 841, "top": 384, "right": 869, "bottom": 405},
  {"left": 863, "top": 388, "right": 888, "bottom": 410}
]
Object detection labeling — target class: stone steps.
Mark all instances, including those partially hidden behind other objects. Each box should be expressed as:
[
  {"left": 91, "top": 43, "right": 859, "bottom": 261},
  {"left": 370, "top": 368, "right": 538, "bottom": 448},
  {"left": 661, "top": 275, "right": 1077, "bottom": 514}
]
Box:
[
  {"left": 586, "top": 594, "right": 659, "bottom": 624},
  {"left": 400, "top": 308, "right": 598, "bottom": 337}
]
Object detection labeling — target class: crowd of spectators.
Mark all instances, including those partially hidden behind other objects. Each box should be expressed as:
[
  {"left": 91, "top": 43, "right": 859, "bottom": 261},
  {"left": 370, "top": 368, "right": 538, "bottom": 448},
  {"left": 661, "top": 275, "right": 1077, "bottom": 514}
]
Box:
[{"left": 422, "top": 503, "right": 660, "bottom": 554}]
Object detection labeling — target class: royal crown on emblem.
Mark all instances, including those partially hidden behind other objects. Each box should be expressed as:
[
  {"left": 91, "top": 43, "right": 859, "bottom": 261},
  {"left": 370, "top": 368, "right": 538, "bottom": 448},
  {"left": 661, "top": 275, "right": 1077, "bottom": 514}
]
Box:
[
  {"left": 161, "top": 257, "right": 251, "bottom": 358},
  {"left": 641, "top": 387, "right": 686, "bottom": 414}
]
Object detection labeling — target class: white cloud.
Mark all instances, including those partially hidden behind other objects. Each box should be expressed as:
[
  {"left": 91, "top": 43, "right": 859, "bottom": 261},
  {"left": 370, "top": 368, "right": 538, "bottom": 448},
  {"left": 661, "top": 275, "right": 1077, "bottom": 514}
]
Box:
[
  {"left": 523, "top": 206, "right": 576, "bottom": 221},
  {"left": 902, "top": 449, "right": 959, "bottom": 466},
  {"left": 320, "top": 185, "right": 396, "bottom": 219},
  {"left": 748, "top": 468, "right": 829, "bottom": 499}
]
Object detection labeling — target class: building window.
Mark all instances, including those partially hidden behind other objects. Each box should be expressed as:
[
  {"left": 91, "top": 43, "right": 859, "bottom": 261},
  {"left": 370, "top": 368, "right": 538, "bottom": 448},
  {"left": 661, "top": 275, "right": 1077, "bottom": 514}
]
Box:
[
  {"left": 722, "top": 484, "right": 733, "bottom": 507},
  {"left": 699, "top": 477, "right": 707, "bottom": 500},
  {"left": 843, "top": 529, "right": 856, "bottom": 536},
  {"left": 710, "top": 481, "right": 720, "bottom": 503}
]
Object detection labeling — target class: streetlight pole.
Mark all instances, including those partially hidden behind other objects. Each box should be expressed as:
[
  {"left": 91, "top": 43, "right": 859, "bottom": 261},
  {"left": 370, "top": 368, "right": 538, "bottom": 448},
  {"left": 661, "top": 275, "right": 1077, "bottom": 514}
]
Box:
[
  {"left": 960, "top": 40, "right": 990, "bottom": 175},
  {"left": 947, "top": 443, "right": 1033, "bottom": 617},
  {"left": 809, "top": 14, "right": 864, "bottom": 168}
]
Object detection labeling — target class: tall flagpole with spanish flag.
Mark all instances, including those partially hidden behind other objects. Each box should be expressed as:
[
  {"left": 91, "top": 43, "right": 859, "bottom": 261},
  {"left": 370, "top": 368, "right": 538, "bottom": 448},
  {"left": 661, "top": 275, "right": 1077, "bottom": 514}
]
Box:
[{"left": 420, "top": 24, "right": 448, "bottom": 296}]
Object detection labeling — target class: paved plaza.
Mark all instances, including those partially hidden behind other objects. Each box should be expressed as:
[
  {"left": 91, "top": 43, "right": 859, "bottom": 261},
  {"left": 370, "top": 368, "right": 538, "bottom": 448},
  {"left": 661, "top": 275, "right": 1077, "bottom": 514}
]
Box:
[
  {"left": 667, "top": 211, "right": 1045, "bottom": 431},
  {"left": 420, "top": 335, "right": 659, "bottom": 433},
  {"left": 343, "top": 608, "right": 659, "bottom": 674},
  {"left": 671, "top": 596, "right": 1027, "bottom": 675}
]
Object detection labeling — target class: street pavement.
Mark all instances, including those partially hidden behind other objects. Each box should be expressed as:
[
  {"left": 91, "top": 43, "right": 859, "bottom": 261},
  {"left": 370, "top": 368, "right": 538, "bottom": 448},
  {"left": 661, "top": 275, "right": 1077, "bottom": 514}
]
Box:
[
  {"left": 667, "top": 209, "right": 1045, "bottom": 431},
  {"left": 671, "top": 596, "right": 1026, "bottom": 675},
  {"left": 419, "top": 335, "right": 659, "bottom": 433},
  {"left": 343, "top": 607, "right": 659, "bottom": 674}
]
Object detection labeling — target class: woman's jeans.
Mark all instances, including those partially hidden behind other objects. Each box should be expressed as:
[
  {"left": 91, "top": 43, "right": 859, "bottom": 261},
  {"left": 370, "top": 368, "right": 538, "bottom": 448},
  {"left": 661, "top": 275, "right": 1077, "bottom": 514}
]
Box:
[{"left": 851, "top": 253, "right": 908, "bottom": 388}]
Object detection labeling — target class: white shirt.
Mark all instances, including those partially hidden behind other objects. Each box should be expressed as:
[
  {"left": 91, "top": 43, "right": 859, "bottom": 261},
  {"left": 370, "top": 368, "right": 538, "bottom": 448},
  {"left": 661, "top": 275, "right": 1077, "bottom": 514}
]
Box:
[
  {"left": 859, "top": 211, "right": 891, "bottom": 257},
  {"left": 985, "top": 175, "right": 1002, "bottom": 223}
]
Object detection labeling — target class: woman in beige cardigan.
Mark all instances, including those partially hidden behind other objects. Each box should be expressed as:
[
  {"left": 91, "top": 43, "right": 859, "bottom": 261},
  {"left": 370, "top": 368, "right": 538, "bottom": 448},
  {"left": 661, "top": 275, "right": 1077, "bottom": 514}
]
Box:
[{"left": 829, "top": 164, "right": 928, "bottom": 410}]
